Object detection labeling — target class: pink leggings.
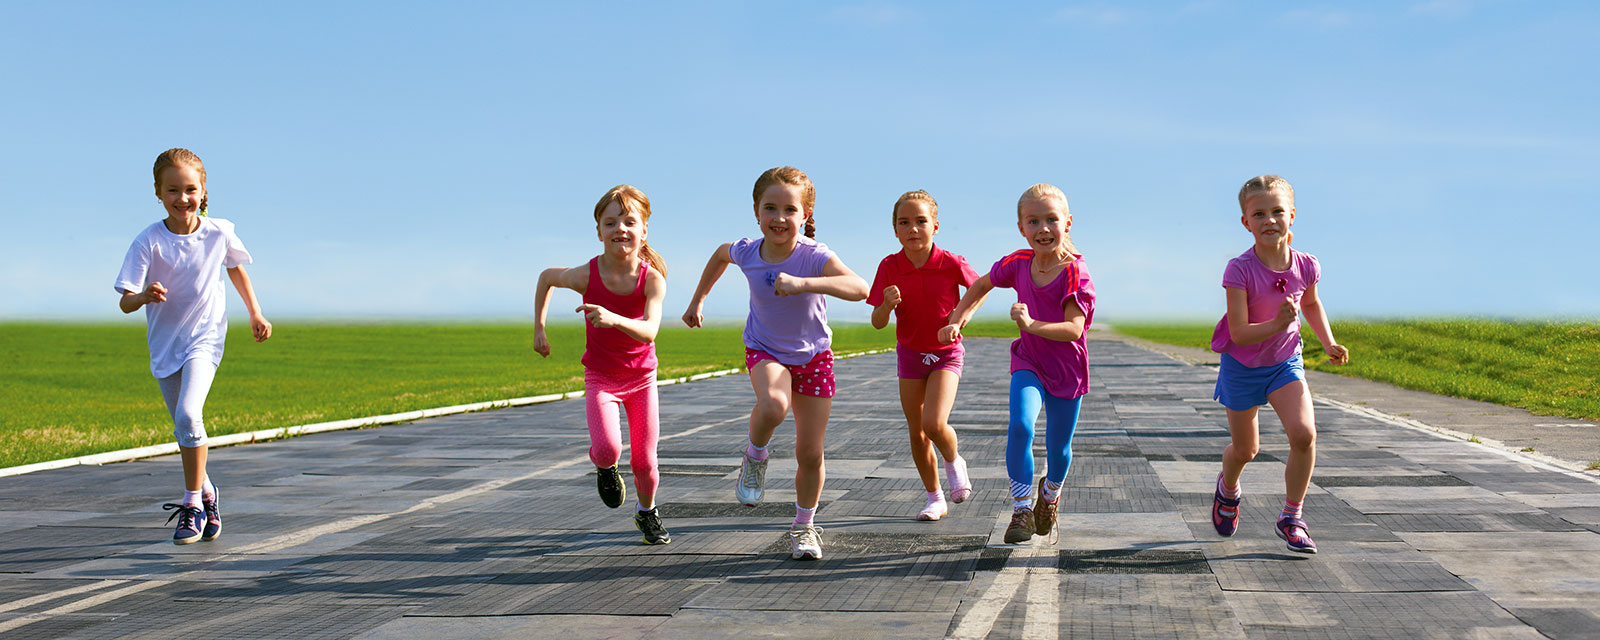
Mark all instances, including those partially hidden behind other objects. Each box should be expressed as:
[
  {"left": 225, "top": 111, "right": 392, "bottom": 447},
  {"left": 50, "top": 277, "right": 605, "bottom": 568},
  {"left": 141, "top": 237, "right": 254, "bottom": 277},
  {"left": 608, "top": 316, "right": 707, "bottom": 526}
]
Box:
[{"left": 585, "top": 368, "right": 660, "bottom": 497}]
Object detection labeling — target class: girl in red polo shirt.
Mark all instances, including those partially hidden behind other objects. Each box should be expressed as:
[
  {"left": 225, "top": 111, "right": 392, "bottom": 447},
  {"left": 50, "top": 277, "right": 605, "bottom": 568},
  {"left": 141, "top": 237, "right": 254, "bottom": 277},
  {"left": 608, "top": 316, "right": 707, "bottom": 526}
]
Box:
[
  {"left": 534, "top": 185, "right": 672, "bottom": 546},
  {"left": 868, "top": 190, "right": 983, "bottom": 521}
]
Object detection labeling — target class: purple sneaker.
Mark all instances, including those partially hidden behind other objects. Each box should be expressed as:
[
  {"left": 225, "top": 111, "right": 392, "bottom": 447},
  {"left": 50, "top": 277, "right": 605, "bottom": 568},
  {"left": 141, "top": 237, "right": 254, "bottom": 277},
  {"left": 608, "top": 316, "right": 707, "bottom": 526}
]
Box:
[
  {"left": 201, "top": 487, "right": 222, "bottom": 541},
  {"left": 163, "top": 503, "right": 204, "bottom": 545},
  {"left": 1212, "top": 479, "right": 1241, "bottom": 537},
  {"left": 1276, "top": 516, "right": 1318, "bottom": 554}
]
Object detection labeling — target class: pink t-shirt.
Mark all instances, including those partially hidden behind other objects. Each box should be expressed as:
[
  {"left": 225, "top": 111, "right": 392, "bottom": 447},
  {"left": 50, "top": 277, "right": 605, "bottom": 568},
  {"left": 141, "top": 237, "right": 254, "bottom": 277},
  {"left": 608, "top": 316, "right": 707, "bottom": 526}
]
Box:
[
  {"left": 582, "top": 257, "right": 657, "bottom": 374},
  {"left": 1209, "top": 247, "right": 1321, "bottom": 368},
  {"left": 989, "top": 250, "right": 1096, "bottom": 399},
  {"left": 867, "top": 244, "right": 980, "bottom": 353}
]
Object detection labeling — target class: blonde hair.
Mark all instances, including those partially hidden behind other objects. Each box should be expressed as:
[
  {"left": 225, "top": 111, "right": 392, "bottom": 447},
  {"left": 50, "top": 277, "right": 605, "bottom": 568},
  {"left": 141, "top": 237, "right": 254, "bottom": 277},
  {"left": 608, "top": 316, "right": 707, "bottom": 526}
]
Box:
[
  {"left": 752, "top": 166, "right": 816, "bottom": 238},
  {"left": 153, "top": 148, "right": 208, "bottom": 215},
  {"left": 891, "top": 189, "right": 938, "bottom": 226},
  {"left": 1017, "top": 183, "right": 1078, "bottom": 255},
  {"left": 593, "top": 185, "right": 667, "bottom": 276},
  {"left": 1238, "top": 175, "right": 1295, "bottom": 244}
]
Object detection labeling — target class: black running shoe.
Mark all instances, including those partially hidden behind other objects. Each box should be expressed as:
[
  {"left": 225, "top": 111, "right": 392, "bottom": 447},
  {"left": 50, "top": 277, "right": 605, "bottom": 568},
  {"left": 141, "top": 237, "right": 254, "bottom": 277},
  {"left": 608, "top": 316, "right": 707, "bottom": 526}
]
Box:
[
  {"left": 597, "top": 465, "right": 626, "bottom": 508},
  {"left": 635, "top": 507, "right": 672, "bottom": 545}
]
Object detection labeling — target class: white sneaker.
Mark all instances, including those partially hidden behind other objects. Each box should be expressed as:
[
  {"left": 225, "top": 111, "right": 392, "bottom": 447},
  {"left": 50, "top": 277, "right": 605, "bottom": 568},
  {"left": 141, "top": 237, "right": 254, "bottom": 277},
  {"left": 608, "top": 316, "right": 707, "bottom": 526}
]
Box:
[
  {"left": 789, "top": 524, "right": 824, "bottom": 560},
  {"left": 917, "top": 496, "right": 948, "bottom": 521},
  {"left": 945, "top": 456, "right": 973, "bottom": 504},
  {"left": 736, "top": 451, "right": 767, "bottom": 506}
]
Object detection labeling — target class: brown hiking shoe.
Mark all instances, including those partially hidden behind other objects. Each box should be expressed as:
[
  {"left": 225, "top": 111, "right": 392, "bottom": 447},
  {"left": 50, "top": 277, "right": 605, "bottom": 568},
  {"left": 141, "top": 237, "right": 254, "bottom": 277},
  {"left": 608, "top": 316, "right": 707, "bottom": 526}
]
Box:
[
  {"left": 1004, "top": 508, "right": 1035, "bottom": 544},
  {"left": 1033, "top": 477, "right": 1058, "bottom": 537}
]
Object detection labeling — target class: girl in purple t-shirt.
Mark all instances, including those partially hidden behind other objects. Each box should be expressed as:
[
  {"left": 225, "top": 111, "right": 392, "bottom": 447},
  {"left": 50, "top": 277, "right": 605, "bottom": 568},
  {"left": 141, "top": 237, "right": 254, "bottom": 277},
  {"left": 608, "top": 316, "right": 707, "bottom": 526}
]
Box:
[
  {"left": 944, "top": 184, "right": 1095, "bottom": 545},
  {"left": 1208, "top": 175, "right": 1349, "bottom": 555},
  {"left": 682, "top": 166, "right": 869, "bottom": 561}
]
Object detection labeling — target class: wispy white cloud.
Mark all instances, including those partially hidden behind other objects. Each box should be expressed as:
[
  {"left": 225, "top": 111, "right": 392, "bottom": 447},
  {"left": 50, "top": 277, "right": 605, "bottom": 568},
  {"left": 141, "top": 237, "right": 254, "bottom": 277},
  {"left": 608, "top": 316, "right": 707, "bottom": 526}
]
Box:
[
  {"left": 828, "top": 3, "right": 918, "bottom": 26},
  {"left": 1280, "top": 7, "right": 1359, "bottom": 28},
  {"left": 1052, "top": 5, "right": 1138, "bottom": 26},
  {"left": 1410, "top": 0, "right": 1473, "bottom": 18}
]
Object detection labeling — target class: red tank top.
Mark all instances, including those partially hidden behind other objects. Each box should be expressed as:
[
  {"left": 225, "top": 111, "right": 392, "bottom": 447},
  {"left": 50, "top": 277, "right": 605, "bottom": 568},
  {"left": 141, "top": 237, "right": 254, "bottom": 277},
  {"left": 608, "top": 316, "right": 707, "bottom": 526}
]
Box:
[{"left": 581, "top": 257, "right": 657, "bottom": 373}]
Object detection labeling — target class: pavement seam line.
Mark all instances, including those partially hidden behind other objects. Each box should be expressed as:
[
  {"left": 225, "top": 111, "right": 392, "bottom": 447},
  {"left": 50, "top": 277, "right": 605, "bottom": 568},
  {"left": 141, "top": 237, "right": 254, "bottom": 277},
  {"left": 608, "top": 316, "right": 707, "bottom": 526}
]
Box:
[
  {"left": 0, "top": 579, "right": 170, "bottom": 634},
  {"left": 0, "top": 348, "right": 891, "bottom": 478},
  {"left": 233, "top": 413, "right": 747, "bottom": 555},
  {"left": 1318, "top": 396, "right": 1600, "bottom": 485},
  {"left": 0, "top": 579, "right": 130, "bottom": 615}
]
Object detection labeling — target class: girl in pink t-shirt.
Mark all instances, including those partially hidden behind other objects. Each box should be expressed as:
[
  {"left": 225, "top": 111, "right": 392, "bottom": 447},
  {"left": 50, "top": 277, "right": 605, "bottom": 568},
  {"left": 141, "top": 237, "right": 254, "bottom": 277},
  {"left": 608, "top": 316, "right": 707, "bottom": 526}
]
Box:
[
  {"left": 682, "top": 166, "right": 869, "bottom": 561},
  {"left": 944, "top": 184, "right": 1095, "bottom": 545},
  {"left": 867, "top": 190, "right": 981, "bottom": 521},
  {"left": 1208, "top": 175, "right": 1349, "bottom": 554},
  {"left": 534, "top": 185, "right": 672, "bottom": 545}
]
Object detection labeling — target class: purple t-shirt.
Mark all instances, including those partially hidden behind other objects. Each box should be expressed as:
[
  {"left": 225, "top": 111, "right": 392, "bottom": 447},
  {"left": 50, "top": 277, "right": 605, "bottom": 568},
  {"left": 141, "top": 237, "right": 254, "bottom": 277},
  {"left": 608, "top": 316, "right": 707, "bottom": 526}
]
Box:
[
  {"left": 1210, "top": 247, "right": 1322, "bottom": 368},
  {"left": 731, "top": 236, "right": 836, "bottom": 366},
  {"left": 989, "top": 250, "right": 1096, "bottom": 399}
]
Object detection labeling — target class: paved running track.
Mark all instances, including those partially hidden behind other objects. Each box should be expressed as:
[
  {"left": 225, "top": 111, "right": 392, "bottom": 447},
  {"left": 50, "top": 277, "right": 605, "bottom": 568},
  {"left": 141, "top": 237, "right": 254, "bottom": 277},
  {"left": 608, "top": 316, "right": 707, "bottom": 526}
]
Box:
[{"left": 2, "top": 337, "right": 1598, "bottom": 639}]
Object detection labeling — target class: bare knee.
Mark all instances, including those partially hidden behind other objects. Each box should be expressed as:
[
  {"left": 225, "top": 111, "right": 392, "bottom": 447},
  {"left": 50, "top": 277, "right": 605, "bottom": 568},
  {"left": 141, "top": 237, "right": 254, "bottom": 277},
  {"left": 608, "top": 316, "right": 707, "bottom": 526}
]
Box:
[
  {"left": 795, "top": 442, "right": 825, "bottom": 470},
  {"left": 752, "top": 396, "right": 789, "bottom": 426},
  {"left": 1231, "top": 444, "right": 1260, "bottom": 464},
  {"left": 1286, "top": 424, "right": 1317, "bottom": 453}
]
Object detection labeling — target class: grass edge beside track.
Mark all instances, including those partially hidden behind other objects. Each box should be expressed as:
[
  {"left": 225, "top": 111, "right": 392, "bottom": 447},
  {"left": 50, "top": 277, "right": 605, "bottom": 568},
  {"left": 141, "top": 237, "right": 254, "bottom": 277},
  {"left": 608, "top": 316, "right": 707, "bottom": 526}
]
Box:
[{"left": 0, "top": 347, "right": 892, "bottom": 478}]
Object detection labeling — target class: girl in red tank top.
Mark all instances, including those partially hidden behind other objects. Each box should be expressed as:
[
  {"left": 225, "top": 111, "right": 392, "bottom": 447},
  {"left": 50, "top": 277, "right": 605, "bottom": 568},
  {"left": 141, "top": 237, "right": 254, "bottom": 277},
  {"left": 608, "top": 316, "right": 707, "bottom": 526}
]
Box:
[{"left": 533, "top": 185, "right": 672, "bottom": 545}]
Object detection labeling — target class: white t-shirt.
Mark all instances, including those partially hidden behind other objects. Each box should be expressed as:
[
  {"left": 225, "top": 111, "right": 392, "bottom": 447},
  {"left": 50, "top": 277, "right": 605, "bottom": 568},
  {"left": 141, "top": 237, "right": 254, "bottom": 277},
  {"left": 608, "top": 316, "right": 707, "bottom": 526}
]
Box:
[{"left": 115, "top": 217, "right": 253, "bottom": 377}]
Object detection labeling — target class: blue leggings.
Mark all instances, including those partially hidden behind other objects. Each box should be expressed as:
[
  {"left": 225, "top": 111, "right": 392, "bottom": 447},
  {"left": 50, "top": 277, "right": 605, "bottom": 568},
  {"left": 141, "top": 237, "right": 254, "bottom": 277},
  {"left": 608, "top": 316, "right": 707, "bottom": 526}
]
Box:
[{"left": 1007, "top": 370, "right": 1082, "bottom": 490}]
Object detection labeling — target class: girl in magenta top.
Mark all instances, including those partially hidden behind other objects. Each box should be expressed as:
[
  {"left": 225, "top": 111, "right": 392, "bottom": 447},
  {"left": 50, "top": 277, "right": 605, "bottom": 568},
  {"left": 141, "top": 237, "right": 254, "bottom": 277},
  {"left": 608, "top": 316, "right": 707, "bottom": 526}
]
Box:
[
  {"left": 867, "top": 190, "right": 982, "bottom": 521},
  {"left": 945, "top": 184, "right": 1095, "bottom": 545},
  {"left": 1207, "top": 175, "right": 1349, "bottom": 555},
  {"left": 682, "top": 166, "right": 869, "bottom": 561},
  {"left": 534, "top": 185, "right": 673, "bottom": 546}
]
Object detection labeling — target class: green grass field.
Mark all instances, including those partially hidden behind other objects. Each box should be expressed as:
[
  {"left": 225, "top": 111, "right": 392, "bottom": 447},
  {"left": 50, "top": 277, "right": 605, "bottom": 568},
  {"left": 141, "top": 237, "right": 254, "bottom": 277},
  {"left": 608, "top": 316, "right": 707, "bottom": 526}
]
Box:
[
  {"left": 1112, "top": 319, "right": 1600, "bottom": 422},
  {"left": 0, "top": 323, "right": 895, "bottom": 469}
]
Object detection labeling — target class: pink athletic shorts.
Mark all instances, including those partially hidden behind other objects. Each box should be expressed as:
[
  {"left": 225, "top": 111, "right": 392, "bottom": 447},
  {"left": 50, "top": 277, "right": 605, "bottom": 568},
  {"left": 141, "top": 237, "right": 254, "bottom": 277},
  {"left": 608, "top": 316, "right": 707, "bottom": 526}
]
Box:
[
  {"left": 896, "top": 343, "right": 964, "bottom": 380},
  {"left": 745, "top": 348, "right": 836, "bottom": 398}
]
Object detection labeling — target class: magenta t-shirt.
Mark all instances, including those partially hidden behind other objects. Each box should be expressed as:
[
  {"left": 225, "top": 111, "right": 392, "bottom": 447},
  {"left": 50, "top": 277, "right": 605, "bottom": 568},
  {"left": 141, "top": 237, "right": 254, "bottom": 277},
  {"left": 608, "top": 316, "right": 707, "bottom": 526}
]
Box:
[
  {"left": 988, "top": 250, "right": 1096, "bottom": 399},
  {"left": 730, "top": 236, "right": 835, "bottom": 366},
  {"left": 1210, "top": 247, "right": 1321, "bottom": 368}
]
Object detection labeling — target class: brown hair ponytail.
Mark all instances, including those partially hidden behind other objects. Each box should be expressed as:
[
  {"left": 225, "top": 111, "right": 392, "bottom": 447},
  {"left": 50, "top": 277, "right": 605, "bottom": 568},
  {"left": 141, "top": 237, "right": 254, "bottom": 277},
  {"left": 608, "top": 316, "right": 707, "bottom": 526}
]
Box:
[
  {"left": 752, "top": 166, "right": 817, "bottom": 238},
  {"left": 593, "top": 185, "right": 668, "bottom": 276},
  {"left": 153, "top": 148, "right": 209, "bottom": 215}
]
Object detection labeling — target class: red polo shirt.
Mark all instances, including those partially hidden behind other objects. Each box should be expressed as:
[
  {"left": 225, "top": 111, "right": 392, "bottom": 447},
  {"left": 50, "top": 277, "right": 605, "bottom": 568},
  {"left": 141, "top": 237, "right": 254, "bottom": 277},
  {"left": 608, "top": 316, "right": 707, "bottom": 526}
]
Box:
[{"left": 867, "top": 244, "right": 981, "bottom": 352}]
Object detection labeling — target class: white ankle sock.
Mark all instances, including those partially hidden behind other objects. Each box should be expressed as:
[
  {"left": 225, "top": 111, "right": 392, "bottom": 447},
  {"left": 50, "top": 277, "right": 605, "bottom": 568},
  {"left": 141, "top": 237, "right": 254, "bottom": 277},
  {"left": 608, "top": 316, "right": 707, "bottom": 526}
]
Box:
[
  {"left": 182, "top": 490, "right": 202, "bottom": 507},
  {"left": 793, "top": 503, "right": 816, "bottom": 527}
]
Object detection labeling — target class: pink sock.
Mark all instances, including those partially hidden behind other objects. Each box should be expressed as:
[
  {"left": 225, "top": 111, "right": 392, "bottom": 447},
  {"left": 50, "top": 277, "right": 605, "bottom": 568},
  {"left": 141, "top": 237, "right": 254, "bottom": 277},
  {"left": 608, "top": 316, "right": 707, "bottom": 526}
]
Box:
[
  {"left": 1281, "top": 499, "right": 1303, "bottom": 521},
  {"left": 793, "top": 503, "right": 815, "bottom": 527},
  {"left": 1218, "top": 474, "right": 1241, "bottom": 499},
  {"left": 747, "top": 440, "right": 770, "bottom": 461}
]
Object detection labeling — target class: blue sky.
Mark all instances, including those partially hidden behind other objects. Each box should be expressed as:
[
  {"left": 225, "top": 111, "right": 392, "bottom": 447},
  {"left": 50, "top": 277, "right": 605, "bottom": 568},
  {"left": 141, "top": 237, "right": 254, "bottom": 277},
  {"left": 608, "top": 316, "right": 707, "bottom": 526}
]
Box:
[{"left": 3, "top": 1, "right": 1595, "bottom": 324}]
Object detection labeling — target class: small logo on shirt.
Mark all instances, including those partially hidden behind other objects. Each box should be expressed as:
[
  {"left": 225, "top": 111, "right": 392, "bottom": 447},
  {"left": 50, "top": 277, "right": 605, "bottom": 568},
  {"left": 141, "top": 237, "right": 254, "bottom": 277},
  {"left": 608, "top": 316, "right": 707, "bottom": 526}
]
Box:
[
  {"left": 765, "top": 271, "right": 778, "bottom": 287},
  {"left": 1274, "top": 278, "right": 1288, "bottom": 293}
]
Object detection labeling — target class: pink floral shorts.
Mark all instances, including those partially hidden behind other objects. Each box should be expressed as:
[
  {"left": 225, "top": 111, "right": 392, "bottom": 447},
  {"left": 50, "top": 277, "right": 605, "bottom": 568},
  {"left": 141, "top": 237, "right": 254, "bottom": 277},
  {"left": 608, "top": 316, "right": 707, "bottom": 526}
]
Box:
[{"left": 745, "top": 348, "right": 836, "bottom": 398}]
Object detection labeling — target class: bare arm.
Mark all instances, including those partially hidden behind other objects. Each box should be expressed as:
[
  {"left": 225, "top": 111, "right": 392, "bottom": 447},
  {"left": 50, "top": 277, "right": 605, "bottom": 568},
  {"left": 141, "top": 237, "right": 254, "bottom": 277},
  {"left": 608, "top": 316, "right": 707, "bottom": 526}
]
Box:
[
  {"left": 938, "top": 274, "right": 994, "bottom": 344},
  {"left": 119, "top": 282, "right": 166, "bottom": 314},
  {"left": 682, "top": 243, "right": 734, "bottom": 328},
  {"left": 1013, "top": 298, "right": 1086, "bottom": 342},
  {"left": 534, "top": 264, "right": 588, "bottom": 357},
  {"left": 227, "top": 266, "right": 272, "bottom": 342},
  {"left": 1224, "top": 286, "right": 1297, "bottom": 346},
  {"left": 1298, "top": 283, "right": 1348, "bottom": 364},
  {"left": 870, "top": 285, "right": 900, "bottom": 330},
  {"left": 577, "top": 269, "right": 666, "bottom": 343},
  {"left": 773, "top": 256, "right": 869, "bottom": 301}
]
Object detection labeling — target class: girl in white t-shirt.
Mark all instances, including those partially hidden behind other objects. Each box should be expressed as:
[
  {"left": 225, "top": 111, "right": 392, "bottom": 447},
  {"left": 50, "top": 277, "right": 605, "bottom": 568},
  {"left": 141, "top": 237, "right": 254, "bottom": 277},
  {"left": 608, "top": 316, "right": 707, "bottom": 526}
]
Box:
[{"left": 115, "top": 148, "right": 272, "bottom": 545}]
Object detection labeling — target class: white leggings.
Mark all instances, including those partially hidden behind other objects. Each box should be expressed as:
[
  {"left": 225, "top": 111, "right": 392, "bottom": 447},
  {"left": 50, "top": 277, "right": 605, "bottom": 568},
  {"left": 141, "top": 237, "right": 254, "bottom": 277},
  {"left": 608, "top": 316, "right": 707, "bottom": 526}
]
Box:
[{"left": 158, "top": 359, "right": 217, "bottom": 449}]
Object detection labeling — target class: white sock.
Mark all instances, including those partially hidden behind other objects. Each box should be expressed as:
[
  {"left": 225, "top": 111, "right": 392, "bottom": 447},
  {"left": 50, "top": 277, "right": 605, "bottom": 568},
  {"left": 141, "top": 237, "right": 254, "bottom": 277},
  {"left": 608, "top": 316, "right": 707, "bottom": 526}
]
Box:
[
  {"left": 793, "top": 503, "right": 816, "bottom": 527},
  {"left": 636, "top": 502, "right": 654, "bottom": 513},
  {"left": 182, "top": 490, "right": 202, "bottom": 508},
  {"left": 927, "top": 490, "right": 945, "bottom": 503},
  {"left": 1013, "top": 497, "right": 1032, "bottom": 512},
  {"left": 202, "top": 478, "right": 216, "bottom": 499},
  {"left": 1042, "top": 479, "right": 1062, "bottom": 503}
]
